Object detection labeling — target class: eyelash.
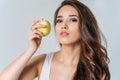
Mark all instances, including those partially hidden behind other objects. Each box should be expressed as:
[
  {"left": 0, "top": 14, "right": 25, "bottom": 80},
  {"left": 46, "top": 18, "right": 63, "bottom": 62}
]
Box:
[
  {"left": 56, "top": 18, "right": 78, "bottom": 24},
  {"left": 56, "top": 19, "right": 62, "bottom": 23},
  {"left": 70, "top": 18, "right": 78, "bottom": 22}
]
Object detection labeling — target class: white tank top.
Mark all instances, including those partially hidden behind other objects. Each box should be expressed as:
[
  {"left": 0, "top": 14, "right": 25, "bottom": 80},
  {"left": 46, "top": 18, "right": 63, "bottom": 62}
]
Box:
[{"left": 39, "top": 52, "right": 54, "bottom": 80}]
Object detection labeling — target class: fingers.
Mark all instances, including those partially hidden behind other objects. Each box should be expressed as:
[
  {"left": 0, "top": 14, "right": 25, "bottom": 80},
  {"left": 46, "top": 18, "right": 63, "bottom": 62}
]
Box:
[
  {"left": 30, "top": 21, "right": 43, "bottom": 39},
  {"left": 28, "top": 20, "right": 47, "bottom": 42},
  {"left": 29, "top": 29, "right": 43, "bottom": 40},
  {"left": 31, "top": 20, "right": 46, "bottom": 30},
  {"left": 32, "top": 20, "right": 39, "bottom": 26}
]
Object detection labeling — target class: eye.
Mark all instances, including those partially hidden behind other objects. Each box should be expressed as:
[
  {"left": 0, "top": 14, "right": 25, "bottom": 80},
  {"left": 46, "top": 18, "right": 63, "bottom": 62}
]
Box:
[
  {"left": 56, "top": 19, "right": 63, "bottom": 24},
  {"left": 70, "top": 18, "right": 78, "bottom": 22}
]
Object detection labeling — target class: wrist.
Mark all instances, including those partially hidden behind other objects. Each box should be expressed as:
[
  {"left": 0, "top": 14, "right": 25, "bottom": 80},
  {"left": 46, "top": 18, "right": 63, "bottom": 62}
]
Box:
[{"left": 26, "top": 46, "right": 37, "bottom": 55}]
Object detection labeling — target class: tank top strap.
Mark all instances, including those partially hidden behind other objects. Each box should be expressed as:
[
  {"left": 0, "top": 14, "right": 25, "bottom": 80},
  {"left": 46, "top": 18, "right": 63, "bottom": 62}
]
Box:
[{"left": 39, "top": 52, "right": 54, "bottom": 80}]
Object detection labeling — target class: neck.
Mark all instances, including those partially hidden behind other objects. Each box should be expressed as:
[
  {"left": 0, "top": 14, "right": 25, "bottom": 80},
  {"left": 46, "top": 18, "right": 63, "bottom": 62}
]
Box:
[{"left": 56, "top": 43, "right": 81, "bottom": 65}]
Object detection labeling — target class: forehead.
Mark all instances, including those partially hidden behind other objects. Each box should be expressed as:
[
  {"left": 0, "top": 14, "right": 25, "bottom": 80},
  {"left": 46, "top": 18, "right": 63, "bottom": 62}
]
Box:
[{"left": 57, "top": 5, "right": 78, "bottom": 16}]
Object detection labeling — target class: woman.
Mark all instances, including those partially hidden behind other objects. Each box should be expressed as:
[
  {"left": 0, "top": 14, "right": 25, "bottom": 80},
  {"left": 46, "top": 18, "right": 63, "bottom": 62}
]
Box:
[{"left": 0, "top": 0, "right": 110, "bottom": 80}]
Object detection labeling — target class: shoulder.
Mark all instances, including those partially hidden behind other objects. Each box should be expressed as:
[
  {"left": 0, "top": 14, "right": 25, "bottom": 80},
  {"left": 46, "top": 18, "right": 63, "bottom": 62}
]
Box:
[
  {"left": 34, "top": 53, "right": 47, "bottom": 76},
  {"left": 27, "top": 53, "right": 47, "bottom": 76},
  {"left": 31, "top": 52, "right": 55, "bottom": 77},
  {"left": 19, "top": 53, "right": 47, "bottom": 79},
  {"left": 25, "top": 53, "right": 46, "bottom": 67},
  {"left": 31, "top": 53, "right": 47, "bottom": 65},
  {"left": 36, "top": 52, "right": 55, "bottom": 76}
]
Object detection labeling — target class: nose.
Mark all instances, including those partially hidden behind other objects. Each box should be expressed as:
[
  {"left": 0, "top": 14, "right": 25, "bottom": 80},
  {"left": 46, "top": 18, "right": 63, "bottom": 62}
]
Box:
[
  {"left": 61, "top": 26, "right": 67, "bottom": 29},
  {"left": 61, "top": 23, "right": 68, "bottom": 29}
]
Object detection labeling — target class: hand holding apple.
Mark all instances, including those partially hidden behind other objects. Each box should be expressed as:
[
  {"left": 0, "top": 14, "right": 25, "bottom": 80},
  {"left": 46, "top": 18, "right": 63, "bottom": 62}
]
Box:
[{"left": 36, "top": 19, "right": 51, "bottom": 36}]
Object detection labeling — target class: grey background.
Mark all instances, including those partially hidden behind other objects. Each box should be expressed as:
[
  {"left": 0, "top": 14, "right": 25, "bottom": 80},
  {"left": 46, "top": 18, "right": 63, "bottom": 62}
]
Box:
[{"left": 0, "top": 0, "right": 120, "bottom": 80}]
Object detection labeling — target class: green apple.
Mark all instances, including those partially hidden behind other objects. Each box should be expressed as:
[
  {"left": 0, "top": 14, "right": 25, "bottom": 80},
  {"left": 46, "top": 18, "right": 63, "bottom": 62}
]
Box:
[{"left": 36, "top": 19, "right": 51, "bottom": 36}]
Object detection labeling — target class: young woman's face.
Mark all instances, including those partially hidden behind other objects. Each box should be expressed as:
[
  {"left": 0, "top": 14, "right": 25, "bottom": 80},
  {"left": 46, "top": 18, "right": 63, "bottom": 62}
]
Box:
[{"left": 55, "top": 5, "right": 81, "bottom": 45}]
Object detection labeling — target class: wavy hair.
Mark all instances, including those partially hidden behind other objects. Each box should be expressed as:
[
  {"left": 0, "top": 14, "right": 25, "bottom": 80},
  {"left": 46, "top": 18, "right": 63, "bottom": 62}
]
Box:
[{"left": 54, "top": 0, "right": 110, "bottom": 80}]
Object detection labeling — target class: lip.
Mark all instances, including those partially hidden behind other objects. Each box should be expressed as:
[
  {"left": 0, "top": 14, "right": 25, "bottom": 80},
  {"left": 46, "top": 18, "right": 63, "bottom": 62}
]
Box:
[{"left": 60, "top": 31, "right": 69, "bottom": 36}]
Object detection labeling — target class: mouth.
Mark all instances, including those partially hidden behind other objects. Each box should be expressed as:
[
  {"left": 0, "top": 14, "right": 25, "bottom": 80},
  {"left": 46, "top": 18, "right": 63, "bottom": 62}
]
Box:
[{"left": 60, "top": 31, "right": 69, "bottom": 36}]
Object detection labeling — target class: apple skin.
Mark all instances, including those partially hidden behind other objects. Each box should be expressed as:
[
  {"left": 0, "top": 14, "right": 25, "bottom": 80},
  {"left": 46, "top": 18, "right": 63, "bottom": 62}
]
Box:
[{"left": 36, "top": 20, "right": 51, "bottom": 36}]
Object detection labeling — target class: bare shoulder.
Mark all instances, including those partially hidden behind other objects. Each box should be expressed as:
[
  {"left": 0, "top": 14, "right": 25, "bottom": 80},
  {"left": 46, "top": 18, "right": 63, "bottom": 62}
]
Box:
[
  {"left": 29, "top": 53, "right": 46, "bottom": 66},
  {"left": 34, "top": 53, "right": 47, "bottom": 77},
  {"left": 25, "top": 53, "right": 46, "bottom": 68},
  {"left": 19, "top": 53, "right": 46, "bottom": 79}
]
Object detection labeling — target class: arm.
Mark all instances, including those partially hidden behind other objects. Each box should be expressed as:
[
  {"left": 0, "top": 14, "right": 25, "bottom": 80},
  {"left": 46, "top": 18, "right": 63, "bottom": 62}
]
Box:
[
  {"left": 0, "top": 48, "right": 36, "bottom": 80},
  {"left": 19, "top": 54, "right": 46, "bottom": 80},
  {"left": 0, "top": 21, "right": 45, "bottom": 80}
]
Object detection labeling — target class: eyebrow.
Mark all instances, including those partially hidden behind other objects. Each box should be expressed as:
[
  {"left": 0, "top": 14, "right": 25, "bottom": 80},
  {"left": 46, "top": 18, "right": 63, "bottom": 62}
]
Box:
[
  {"left": 69, "top": 15, "right": 79, "bottom": 18},
  {"left": 57, "top": 14, "right": 79, "bottom": 18}
]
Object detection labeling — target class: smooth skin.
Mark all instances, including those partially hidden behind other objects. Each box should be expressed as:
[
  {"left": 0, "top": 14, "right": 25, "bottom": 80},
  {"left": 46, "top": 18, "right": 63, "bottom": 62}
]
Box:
[{"left": 0, "top": 5, "right": 81, "bottom": 80}]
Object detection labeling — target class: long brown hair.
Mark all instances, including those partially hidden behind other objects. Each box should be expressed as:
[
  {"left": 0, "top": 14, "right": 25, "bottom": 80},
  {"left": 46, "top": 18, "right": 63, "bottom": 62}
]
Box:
[{"left": 54, "top": 0, "right": 110, "bottom": 80}]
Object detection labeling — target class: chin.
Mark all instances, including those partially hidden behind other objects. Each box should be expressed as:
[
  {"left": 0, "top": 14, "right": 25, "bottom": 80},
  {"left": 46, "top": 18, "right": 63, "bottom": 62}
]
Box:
[
  {"left": 58, "top": 37, "right": 80, "bottom": 45},
  {"left": 59, "top": 39, "right": 81, "bottom": 46},
  {"left": 59, "top": 41, "right": 74, "bottom": 45},
  {"left": 59, "top": 39, "right": 70, "bottom": 43}
]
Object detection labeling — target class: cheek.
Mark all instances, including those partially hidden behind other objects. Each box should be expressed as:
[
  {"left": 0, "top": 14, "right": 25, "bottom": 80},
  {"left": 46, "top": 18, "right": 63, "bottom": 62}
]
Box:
[
  {"left": 55, "top": 26, "right": 60, "bottom": 36},
  {"left": 70, "top": 25, "right": 81, "bottom": 38},
  {"left": 55, "top": 24, "right": 61, "bottom": 30},
  {"left": 69, "top": 24, "right": 80, "bottom": 33}
]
